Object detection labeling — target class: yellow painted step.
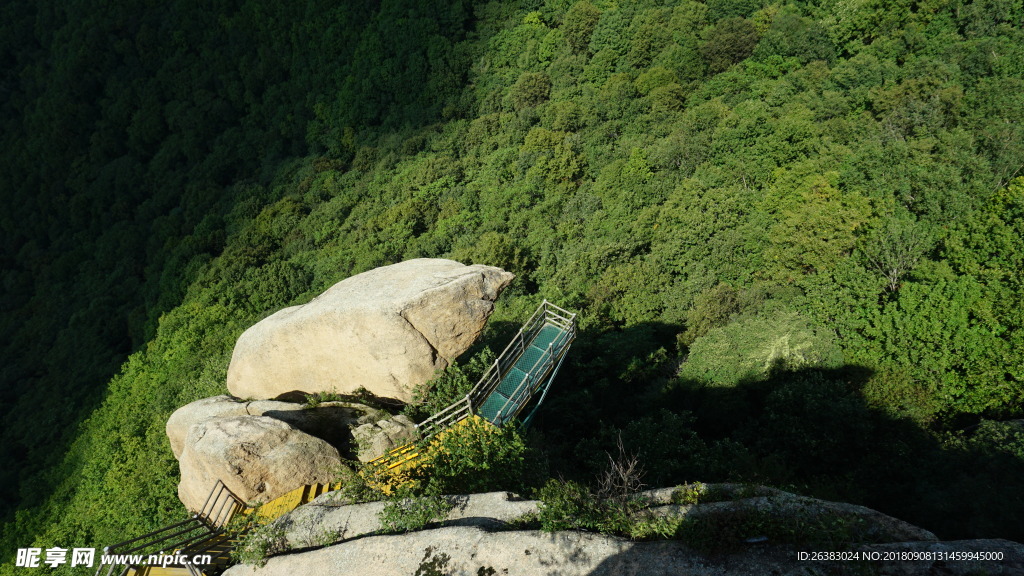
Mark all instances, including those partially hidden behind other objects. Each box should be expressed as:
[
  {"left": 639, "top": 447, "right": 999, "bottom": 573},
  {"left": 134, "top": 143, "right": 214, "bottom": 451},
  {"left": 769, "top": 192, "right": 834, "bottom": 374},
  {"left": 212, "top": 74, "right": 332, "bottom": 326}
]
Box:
[
  {"left": 363, "top": 415, "right": 502, "bottom": 493},
  {"left": 241, "top": 482, "right": 342, "bottom": 521},
  {"left": 367, "top": 414, "right": 484, "bottom": 470}
]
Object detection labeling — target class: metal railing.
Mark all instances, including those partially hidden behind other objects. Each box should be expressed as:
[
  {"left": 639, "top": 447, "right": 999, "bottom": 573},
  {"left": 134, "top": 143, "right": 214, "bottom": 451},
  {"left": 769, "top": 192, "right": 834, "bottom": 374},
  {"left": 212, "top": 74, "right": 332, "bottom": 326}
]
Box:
[
  {"left": 415, "top": 394, "right": 472, "bottom": 442},
  {"left": 196, "top": 480, "right": 245, "bottom": 529},
  {"left": 477, "top": 315, "right": 576, "bottom": 426},
  {"left": 367, "top": 300, "right": 576, "bottom": 477},
  {"left": 468, "top": 300, "right": 576, "bottom": 411},
  {"left": 414, "top": 300, "right": 575, "bottom": 442},
  {"left": 96, "top": 481, "right": 244, "bottom": 576}
]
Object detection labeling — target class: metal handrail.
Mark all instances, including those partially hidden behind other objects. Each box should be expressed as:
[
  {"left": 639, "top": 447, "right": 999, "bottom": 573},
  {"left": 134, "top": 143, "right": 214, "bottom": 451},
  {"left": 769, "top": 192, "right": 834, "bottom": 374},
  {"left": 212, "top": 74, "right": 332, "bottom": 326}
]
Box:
[
  {"left": 483, "top": 318, "right": 576, "bottom": 426},
  {"left": 160, "top": 529, "right": 224, "bottom": 559},
  {"left": 468, "top": 302, "right": 573, "bottom": 403},
  {"left": 489, "top": 361, "right": 542, "bottom": 424},
  {"left": 97, "top": 518, "right": 213, "bottom": 576},
  {"left": 419, "top": 406, "right": 470, "bottom": 441},
  {"left": 96, "top": 481, "right": 246, "bottom": 576},
  {"left": 99, "top": 516, "right": 200, "bottom": 552},
  {"left": 416, "top": 395, "right": 471, "bottom": 438},
  {"left": 370, "top": 300, "right": 576, "bottom": 475},
  {"left": 197, "top": 480, "right": 244, "bottom": 529},
  {"left": 483, "top": 330, "right": 573, "bottom": 414},
  {"left": 469, "top": 368, "right": 503, "bottom": 407},
  {"left": 108, "top": 520, "right": 210, "bottom": 556}
]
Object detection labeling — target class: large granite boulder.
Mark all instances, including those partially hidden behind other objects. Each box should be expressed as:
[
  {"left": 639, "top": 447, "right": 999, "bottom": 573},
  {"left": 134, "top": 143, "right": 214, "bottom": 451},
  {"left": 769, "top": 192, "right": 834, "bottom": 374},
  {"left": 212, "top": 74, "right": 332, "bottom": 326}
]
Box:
[
  {"left": 166, "top": 395, "right": 384, "bottom": 459},
  {"left": 177, "top": 415, "right": 343, "bottom": 512},
  {"left": 226, "top": 259, "right": 514, "bottom": 402}
]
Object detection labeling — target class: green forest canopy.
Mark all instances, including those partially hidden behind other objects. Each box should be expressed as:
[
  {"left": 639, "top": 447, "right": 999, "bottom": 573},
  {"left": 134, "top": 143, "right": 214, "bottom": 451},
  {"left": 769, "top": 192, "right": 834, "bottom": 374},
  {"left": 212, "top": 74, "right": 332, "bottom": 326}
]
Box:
[{"left": 2, "top": 0, "right": 1024, "bottom": 570}]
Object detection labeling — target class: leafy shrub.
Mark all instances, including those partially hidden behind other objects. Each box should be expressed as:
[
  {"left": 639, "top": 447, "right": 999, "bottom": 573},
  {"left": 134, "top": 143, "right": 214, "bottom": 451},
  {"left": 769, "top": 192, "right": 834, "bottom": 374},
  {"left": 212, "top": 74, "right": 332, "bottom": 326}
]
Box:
[
  {"left": 649, "top": 83, "right": 687, "bottom": 113},
  {"left": 404, "top": 348, "right": 495, "bottom": 422},
  {"left": 379, "top": 486, "right": 453, "bottom": 534},
  {"left": 365, "top": 414, "right": 530, "bottom": 510},
  {"left": 333, "top": 463, "right": 383, "bottom": 504},
  {"left": 635, "top": 66, "right": 679, "bottom": 96},
  {"left": 700, "top": 17, "right": 759, "bottom": 73},
  {"left": 538, "top": 477, "right": 684, "bottom": 539},
  {"left": 679, "top": 282, "right": 742, "bottom": 346},
  {"left": 671, "top": 482, "right": 708, "bottom": 505},
  {"left": 232, "top": 521, "right": 287, "bottom": 567},
  {"left": 707, "top": 0, "right": 762, "bottom": 20},
  {"left": 303, "top": 391, "right": 345, "bottom": 409},
  {"left": 679, "top": 309, "right": 843, "bottom": 386},
  {"left": 420, "top": 416, "right": 529, "bottom": 495},
  {"left": 537, "top": 479, "right": 608, "bottom": 532},
  {"left": 543, "top": 100, "right": 585, "bottom": 131},
  {"left": 563, "top": 1, "right": 602, "bottom": 53},
  {"left": 676, "top": 504, "right": 868, "bottom": 554},
  {"left": 538, "top": 439, "right": 652, "bottom": 536},
  {"left": 373, "top": 416, "right": 529, "bottom": 532}
]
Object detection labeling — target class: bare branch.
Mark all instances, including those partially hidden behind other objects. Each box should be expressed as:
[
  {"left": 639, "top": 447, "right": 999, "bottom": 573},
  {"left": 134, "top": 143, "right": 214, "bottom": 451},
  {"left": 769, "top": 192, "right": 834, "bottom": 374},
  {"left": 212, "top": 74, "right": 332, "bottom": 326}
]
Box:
[{"left": 596, "top": 434, "right": 646, "bottom": 502}]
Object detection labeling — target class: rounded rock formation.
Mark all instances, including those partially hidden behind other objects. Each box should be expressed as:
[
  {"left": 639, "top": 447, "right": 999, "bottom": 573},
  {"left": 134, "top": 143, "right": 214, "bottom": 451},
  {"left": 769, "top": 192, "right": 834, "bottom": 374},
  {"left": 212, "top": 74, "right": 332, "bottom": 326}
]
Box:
[
  {"left": 226, "top": 259, "right": 514, "bottom": 402},
  {"left": 177, "top": 415, "right": 343, "bottom": 512}
]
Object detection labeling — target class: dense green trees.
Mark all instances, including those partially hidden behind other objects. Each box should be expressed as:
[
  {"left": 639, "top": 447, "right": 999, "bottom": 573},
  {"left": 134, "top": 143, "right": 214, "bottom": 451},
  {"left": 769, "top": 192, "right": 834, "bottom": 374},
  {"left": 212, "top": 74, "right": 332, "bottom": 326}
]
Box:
[{"left": 3, "top": 0, "right": 1024, "bottom": 571}]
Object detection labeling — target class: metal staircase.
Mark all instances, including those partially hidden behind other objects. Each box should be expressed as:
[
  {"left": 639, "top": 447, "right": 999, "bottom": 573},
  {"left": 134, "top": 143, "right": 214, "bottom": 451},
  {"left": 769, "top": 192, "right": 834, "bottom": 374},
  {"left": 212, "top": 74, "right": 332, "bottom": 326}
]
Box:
[
  {"left": 370, "top": 300, "right": 576, "bottom": 473},
  {"left": 96, "top": 481, "right": 240, "bottom": 576},
  {"left": 96, "top": 481, "right": 338, "bottom": 576}
]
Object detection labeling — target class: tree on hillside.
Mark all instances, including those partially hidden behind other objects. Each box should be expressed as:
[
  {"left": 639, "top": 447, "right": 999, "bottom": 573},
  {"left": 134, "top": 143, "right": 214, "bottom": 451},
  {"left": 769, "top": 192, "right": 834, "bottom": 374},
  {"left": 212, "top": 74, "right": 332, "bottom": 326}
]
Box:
[{"left": 860, "top": 216, "right": 934, "bottom": 292}]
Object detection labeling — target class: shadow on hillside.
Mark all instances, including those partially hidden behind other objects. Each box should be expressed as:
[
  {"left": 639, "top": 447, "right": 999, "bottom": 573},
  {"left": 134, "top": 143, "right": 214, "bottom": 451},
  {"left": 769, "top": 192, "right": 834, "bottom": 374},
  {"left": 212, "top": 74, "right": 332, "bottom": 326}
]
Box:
[
  {"left": 0, "top": 0, "right": 508, "bottom": 532},
  {"left": 491, "top": 320, "right": 1024, "bottom": 544}
]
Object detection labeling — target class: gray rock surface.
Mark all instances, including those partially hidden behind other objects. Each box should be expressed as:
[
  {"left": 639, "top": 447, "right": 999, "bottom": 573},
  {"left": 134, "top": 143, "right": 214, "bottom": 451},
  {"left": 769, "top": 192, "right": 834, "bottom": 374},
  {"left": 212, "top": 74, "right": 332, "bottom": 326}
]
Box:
[
  {"left": 223, "top": 526, "right": 1024, "bottom": 576},
  {"left": 223, "top": 486, "right": 1019, "bottom": 576},
  {"left": 263, "top": 491, "right": 536, "bottom": 551},
  {"left": 224, "top": 526, "right": 695, "bottom": 576},
  {"left": 352, "top": 414, "right": 418, "bottom": 462},
  {"left": 226, "top": 259, "right": 514, "bottom": 402},
  {"left": 645, "top": 487, "right": 936, "bottom": 543},
  {"left": 177, "top": 415, "right": 343, "bottom": 512}
]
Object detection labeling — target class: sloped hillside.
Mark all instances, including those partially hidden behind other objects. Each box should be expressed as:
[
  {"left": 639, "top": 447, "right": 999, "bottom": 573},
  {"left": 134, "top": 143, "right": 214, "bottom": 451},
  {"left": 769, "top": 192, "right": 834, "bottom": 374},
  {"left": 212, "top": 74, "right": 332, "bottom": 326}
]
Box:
[{"left": 2, "top": 0, "right": 1024, "bottom": 571}]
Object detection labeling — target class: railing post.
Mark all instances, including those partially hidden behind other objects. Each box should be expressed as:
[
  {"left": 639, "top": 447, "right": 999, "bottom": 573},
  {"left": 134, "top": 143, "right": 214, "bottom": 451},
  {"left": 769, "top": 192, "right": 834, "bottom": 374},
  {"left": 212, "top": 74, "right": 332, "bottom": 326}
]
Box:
[{"left": 199, "top": 480, "right": 220, "bottom": 519}]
